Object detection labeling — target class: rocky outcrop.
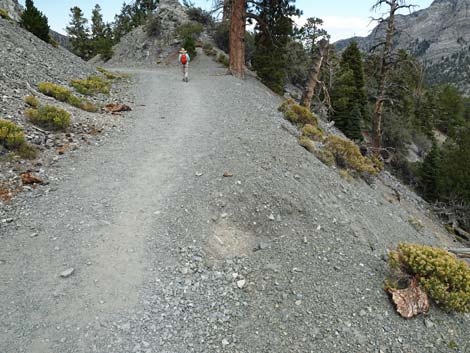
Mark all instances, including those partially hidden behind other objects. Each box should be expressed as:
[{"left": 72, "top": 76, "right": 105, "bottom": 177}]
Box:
[
  {"left": 336, "top": 0, "right": 470, "bottom": 94},
  {"left": 97, "top": 0, "right": 190, "bottom": 67},
  {"left": 0, "top": 0, "right": 22, "bottom": 22}
]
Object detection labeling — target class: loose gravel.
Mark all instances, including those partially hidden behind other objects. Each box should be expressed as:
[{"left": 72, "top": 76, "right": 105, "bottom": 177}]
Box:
[{"left": 1, "top": 51, "right": 469, "bottom": 353}]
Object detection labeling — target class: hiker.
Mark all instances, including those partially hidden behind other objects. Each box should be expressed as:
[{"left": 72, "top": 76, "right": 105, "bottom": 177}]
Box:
[{"left": 178, "top": 48, "right": 190, "bottom": 82}]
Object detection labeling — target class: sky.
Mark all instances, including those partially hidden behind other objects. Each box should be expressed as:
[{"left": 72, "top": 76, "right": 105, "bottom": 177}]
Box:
[{"left": 19, "top": 0, "right": 434, "bottom": 41}]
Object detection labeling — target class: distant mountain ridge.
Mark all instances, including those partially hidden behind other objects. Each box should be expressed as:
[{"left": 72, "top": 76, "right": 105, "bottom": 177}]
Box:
[{"left": 335, "top": 0, "right": 470, "bottom": 95}]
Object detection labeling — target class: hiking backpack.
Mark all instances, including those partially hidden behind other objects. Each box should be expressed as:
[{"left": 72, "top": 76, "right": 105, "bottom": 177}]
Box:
[{"left": 181, "top": 54, "right": 188, "bottom": 65}]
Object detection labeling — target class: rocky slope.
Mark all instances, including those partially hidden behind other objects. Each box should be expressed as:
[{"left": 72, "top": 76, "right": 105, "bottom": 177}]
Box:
[
  {"left": 95, "top": 0, "right": 190, "bottom": 67},
  {"left": 0, "top": 16, "right": 133, "bottom": 199},
  {"left": 0, "top": 0, "right": 22, "bottom": 22},
  {"left": 1, "top": 52, "right": 469, "bottom": 353},
  {"left": 336, "top": 0, "right": 470, "bottom": 94}
]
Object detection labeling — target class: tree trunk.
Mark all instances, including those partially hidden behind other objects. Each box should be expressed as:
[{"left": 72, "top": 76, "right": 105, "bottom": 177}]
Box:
[
  {"left": 228, "top": 0, "right": 246, "bottom": 79},
  {"left": 372, "top": 1, "right": 398, "bottom": 152},
  {"left": 300, "top": 38, "right": 329, "bottom": 110}
]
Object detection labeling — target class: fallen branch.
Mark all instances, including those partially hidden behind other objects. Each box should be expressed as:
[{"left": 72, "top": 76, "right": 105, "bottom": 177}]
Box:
[{"left": 448, "top": 248, "right": 470, "bottom": 258}]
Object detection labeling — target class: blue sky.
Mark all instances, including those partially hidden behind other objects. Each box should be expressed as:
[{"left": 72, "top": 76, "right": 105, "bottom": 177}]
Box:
[{"left": 19, "top": 0, "right": 433, "bottom": 41}]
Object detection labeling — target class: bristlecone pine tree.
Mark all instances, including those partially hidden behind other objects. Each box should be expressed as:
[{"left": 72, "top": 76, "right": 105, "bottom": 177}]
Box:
[
  {"left": 371, "top": 0, "right": 416, "bottom": 153},
  {"left": 21, "top": 0, "right": 50, "bottom": 43}
]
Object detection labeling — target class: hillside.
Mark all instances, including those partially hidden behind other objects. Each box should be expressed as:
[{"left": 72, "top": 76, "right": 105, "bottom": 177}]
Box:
[
  {"left": 336, "top": 0, "right": 470, "bottom": 94},
  {"left": 1, "top": 50, "right": 469, "bottom": 353}
]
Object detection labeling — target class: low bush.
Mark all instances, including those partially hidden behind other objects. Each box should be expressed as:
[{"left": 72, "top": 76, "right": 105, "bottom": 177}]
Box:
[
  {"left": 0, "top": 8, "right": 11, "bottom": 20},
  {"left": 326, "top": 135, "right": 379, "bottom": 175},
  {"left": 25, "top": 105, "right": 71, "bottom": 131},
  {"left": 278, "top": 99, "right": 317, "bottom": 127},
  {"left": 97, "top": 67, "right": 121, "bottom": 80},
  {"left": 38, "top": 82, "right": 72, "bottom": 101},
  {"left": 389, "top": 243, "right": 470, "bottom": 313},
  {"left": 38, "top": 82, "right": 98, "bottom": 112},
  {"left": 176, "top": 22, "right": 204, "bottom": 41},
  {"left": 0, "top": 119, "right": 37, "bottom": 159},
  {"left": 0, "top": 119, "right": 25, "bottom": 149},
  {"left": 70, "top": 75, "right": 110, "bottom": 95},
  {"left": 302, "top": 124, "right": 324, "bottom": 141},
  {"left": 313, "top": 148, "right": 335, "bottom": 167},
  {"left": 24, "top": 95, "right": 39, "bottom": 108},
  {"left": 182, "top": 36, "right": 197, "bottom": 58},
  {"left": 217, "top": 53, "right": 229, "bottom": 67},
  {"left": 186, "top": 7, "right": 213, "bottom": 26},
  {"left": 298, "top": 136, "right": 315, "bottom": 153}
]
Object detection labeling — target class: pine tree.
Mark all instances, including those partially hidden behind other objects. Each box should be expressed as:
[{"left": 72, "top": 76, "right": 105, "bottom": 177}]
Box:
[
  {"left": 91, "top": 4, "right": 114, "bottom": 61},
  {"left": 66, "top": 6, "right": 92, "bottom": 60},
  {"left": 330, "top": 41, "right": 366, "bottom": 140},
  {"left": 420, "top": 141, "right": 441, "bottom": 201},
  {"left": 340, "top": 41, "right": 367, "bottom": 120},
  {"left": 21, "top": 0, "right": 50, "bottom": 43},
  {"left": 251, "top": 0, "right": 301, "bottom": 94}
]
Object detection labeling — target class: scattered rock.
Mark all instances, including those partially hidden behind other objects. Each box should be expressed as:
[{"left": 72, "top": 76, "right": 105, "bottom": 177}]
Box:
[
  {"left": 236, "top": 279, "right": 246, "bottom": 289},
  {"left": 60, "top": 268, "right": 75, "bottom": 278}
]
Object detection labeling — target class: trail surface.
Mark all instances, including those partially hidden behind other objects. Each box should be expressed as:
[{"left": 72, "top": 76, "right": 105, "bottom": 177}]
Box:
[{"left": 1, "top": 52, "right": 469, "bottom": 353}]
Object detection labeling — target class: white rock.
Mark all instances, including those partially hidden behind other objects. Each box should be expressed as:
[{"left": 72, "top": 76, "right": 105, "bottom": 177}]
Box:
[
  {"left": 60, "top": 268, "right": 75, "bottom": 278},
  {"left": 237, "top": 279, "right": 246, "bottom": 289}
]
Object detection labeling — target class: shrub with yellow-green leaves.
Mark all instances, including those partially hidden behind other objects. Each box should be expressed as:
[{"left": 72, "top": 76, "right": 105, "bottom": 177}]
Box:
[
  {"left": 302, "top": 124, "right": 324, "bottom": 141},
  {"left": 24, "top": 95, "right": 39, "bottom": 108},
  {"left": 278, "top": 99, "right": 317, "bottom": 127},
  {"left": 217, "top": 53, "right": 229, "bottom": 67},
  {"left": 71, "top": 75, "right": 110, "bottom": 95},
  {"left": 97, "top": 67, "right": 117, "bottom": 80},
  {"left": 37, "top": 82, "right": 98, "bottom": 112},
  {"left": 389, "top": 243, "right": 470, "bottom": 313},
  {"left": 25, "top": 105, "right": 70, "bottom": 131},
  {"left": 298, "top": 136, "right": 316, "bottom": 153},
  {"left": 326, "top": 135, "right": 379, "bottom": 175},
  {"left": 0, "top": 119, "right": 37, "bottom": 159},
  {"left": 313, "top": 148, "right": 335, "bottom": 167},
  {"left": 0, "top": 8, "right": 11, "bottom": 20}
]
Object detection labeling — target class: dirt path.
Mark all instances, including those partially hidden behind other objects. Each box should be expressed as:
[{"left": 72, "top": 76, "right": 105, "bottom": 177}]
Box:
[{"left": 1, "top": 53, "right": 469, "bottom": 353}]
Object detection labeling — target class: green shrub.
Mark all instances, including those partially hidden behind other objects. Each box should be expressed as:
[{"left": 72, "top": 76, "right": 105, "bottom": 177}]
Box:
[
  {"left": 38, "top": 82, "right": 72, "bottom": 101},
  {"left": 25, "top": 105, "right": 71, "bottom": 131},
  {"left": 0, "top": 119, "right": 37, "bottom": 159},
  {"left": 70, "top": 75, "right": 110, "bottom": 95},
  {"left": 0, "top": 119, "right": 25, "bottom": 149},
  {"left": 302, "top": 124, "right": 324, "bottom": 141},
  {"left": 37, "top": 82, "right": 98, "bottom": 112},
  {"left": 0, "top": 8, "right": 11, "bottom": 20},
  {"left": 326, "top": 135, "right": 378, "bottom": 175},
  {"left": 278, "top": 99, "right": 317, "bottom": 127},
  {"left": 389, "top": 243, "right": 470, "bottom": 313},
  {"left": 176, "top": 22, "right": 204, "bottom": 40},
  {"left": 186, "top": 7, "right": 213, "bottom": 26},
  {"left": 182, "top": 36, "right": 197, "bottom": 58},
  {"left": 298, "top": 136, "right": 315, "bottom": 153},
  {"left": 97, "top": 67, "right": 119, "bottom": 80},
  {"left": 313, "top": 148, "right": 335, "bottom": 167},
  {"left": 24, "top": 95, "right": 39, "bottom": 108},
  {"left": 217, "top": 53, "right": 229, "bottom": 67}
]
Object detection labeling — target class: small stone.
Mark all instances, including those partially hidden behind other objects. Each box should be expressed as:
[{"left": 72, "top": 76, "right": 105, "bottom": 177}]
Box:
[
  {"left": 295, "top": 300, "right": 302, "bottom": 306},
  {"left": 294, "top": 174, "right": 301, "bottom": 180},
  {"left": 359, "top": 310, "right": 367, "bottom": 317},
  {"left": 30, "top": 233, "right": 39, "bottom": 238},
  {"left": 222, "top": 338, "right": 229, "bottom": 346},
  {"left": 424, "top": 318, "right": 435, "bottom": 328},
  {"left": 60, "top": 268, "right": 75, "bottom": 278},
  {"left": 221, "top": 213, "right": 228, "bottom": 219},
  {"left": 195, "top": 172, "right": 203, "bottom": 177},
  {"left": 237, "top": 279, "right": 246, "bottom": 289},
  {"left": 268, "top": 214, "right": 275, "bottom": 221}
]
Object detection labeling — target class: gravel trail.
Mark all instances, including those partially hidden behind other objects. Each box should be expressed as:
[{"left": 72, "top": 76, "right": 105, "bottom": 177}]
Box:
[{"left": 1, "top": 52, "right": 469, "bottom": 353}]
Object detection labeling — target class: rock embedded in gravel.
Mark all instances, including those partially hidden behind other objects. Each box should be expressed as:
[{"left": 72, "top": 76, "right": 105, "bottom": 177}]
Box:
[
  {"left": 60, "top": 268, "right": 75, "bottom": 278},
  {"left": 237, "top": 280, "right": 246, "bottom": 289}
]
